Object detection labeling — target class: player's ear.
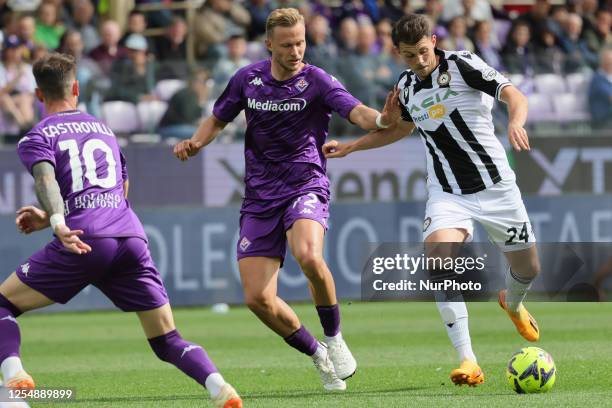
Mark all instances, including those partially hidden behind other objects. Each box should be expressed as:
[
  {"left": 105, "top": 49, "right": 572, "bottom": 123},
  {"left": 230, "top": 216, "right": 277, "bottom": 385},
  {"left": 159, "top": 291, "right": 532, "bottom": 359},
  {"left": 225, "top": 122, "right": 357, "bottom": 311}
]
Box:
[
  {"left": 34, "top": 88, "right": 44, "bottom": 102},
  {"left": 431, "top": 34, "right": 437, "bottom": 47},
  {"left": 72, "top": 80, "right": 80, "bottom": 97},
  {"left": 265, "top": 36, "right": 272, "bottom": 53}
]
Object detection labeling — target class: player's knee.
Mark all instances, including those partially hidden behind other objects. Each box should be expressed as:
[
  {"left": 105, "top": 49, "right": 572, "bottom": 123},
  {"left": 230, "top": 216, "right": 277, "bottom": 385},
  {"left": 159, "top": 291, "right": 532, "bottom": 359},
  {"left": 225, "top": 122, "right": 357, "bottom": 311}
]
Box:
[
  {"left": 295, "top": 251, "right": 325, "bottom": 274},
  {"left": 244, "top": 292, "right": 274, "bottom": 315}
]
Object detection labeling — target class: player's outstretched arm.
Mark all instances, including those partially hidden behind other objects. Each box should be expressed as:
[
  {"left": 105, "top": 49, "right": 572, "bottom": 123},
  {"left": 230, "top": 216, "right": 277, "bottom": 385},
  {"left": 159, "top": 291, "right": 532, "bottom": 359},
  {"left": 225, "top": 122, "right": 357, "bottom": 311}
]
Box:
[
  {"left": 32, "top": 162, "right": 91, "bottom": 254},
  {"left": 16, "top": 205, "right": 49, "bottom": 234},
  {"left": 323, "top": 120, "right": 415, "bottom": 159},
  {"left": 173, "top": 115, "right": 227, "bottom": 161},
  {"left": 348, "top": 88, "right": 402, "bottom": 131},
  {"left": 500, "top": 85, "right": 530, "bottom": 152}
]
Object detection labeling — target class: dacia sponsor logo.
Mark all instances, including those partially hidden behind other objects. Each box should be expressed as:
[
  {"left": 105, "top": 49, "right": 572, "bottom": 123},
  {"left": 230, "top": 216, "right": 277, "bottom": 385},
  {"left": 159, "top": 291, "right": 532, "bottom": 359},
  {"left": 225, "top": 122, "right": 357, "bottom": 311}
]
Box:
[
  {"left": 247, "top": 97, "right": 307, "bottom": 112},
  {"left": 408, "top": 88, "right": 458, "bottom": 122},
  {"left": 409, "top": 88, "right": 459, "bottom": 114}
]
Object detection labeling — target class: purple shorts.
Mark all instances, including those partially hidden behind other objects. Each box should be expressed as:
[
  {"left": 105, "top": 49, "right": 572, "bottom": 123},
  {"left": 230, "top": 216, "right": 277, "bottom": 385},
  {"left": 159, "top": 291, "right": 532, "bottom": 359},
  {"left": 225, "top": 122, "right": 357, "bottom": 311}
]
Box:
[
  {"left": 237, "top": 193, "right": 329, "bottom": 264},
  {"left": 16, "top": 237, "right": 169, "bottom": 312}
]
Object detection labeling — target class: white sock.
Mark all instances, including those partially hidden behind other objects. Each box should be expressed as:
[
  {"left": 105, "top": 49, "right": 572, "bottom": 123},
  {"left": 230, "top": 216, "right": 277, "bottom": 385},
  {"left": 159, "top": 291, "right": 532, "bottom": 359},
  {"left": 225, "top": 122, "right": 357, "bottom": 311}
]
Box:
[
  {"left": 312, "top": 342, "right": 327, "bottom": 361},
  {"left": 325, "top": 331, "right": 343, "bottom": 344},
  {"left": 505, "top": 268, "right": 533, "bottom": 312},
  {"left": 1, "top": 356, "right": 23, "bottom": 381},
  {"left": 436, "top": 299, "right": 477, "bottom": 363},
  {"left": 205, "top": 373, "right": 226, "bottom": 398}
]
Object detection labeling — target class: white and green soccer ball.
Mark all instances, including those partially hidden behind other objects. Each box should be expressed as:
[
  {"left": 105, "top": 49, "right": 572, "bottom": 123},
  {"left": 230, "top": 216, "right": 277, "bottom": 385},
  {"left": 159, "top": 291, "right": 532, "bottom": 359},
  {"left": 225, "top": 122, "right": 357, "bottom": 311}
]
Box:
[{"left": 507, "top": 347, "right": 556, "bottom": 394}]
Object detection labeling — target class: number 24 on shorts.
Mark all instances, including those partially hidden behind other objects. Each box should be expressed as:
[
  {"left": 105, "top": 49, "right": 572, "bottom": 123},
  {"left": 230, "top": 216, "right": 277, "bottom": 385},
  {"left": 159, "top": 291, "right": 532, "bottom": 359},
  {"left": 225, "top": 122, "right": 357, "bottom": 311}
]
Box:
[{"left": 505, "top": 222, "right": 530, "bottom": 244}]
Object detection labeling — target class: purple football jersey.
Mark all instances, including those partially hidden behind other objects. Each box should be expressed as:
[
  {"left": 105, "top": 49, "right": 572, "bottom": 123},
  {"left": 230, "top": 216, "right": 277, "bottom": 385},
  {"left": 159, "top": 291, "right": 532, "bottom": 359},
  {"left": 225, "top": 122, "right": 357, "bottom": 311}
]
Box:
[
  {"left": 213, "top": 59, "right": 361, "bottom": 212},
  {"left": 17, "top": 109, "right": 146, "bottom": 240}
]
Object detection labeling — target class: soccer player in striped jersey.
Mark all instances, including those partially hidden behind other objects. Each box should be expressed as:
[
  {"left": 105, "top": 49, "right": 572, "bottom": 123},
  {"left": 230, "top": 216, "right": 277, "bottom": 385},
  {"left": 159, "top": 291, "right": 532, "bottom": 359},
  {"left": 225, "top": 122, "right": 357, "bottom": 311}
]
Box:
[
  {"left": 324, "top": 14, "right": 541, "bottom": 386},
  {"left": 0, "top": 53, "right": 241, "bottom": 408}
]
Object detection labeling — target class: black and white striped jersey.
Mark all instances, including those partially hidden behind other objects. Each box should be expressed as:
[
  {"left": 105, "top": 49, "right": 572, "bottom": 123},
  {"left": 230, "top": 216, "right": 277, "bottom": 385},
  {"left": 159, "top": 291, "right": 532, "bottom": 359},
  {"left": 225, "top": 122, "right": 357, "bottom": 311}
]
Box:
[{"left": 397, "top": 48, "right": 515, "bottom": 195}]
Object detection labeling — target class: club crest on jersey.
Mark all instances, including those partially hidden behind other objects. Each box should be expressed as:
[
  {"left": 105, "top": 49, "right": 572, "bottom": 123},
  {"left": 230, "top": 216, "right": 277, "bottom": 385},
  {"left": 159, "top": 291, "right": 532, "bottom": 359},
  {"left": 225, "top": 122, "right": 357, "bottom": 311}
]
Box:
[
  {"left": 482, "top": 68, "right": 497, "bottom": 81},
  {"left": 295, "top": 78, "right": 309, "bottom": 92},
  {"left": 437, "top": 71, "right": 451, "bottom": 87}
]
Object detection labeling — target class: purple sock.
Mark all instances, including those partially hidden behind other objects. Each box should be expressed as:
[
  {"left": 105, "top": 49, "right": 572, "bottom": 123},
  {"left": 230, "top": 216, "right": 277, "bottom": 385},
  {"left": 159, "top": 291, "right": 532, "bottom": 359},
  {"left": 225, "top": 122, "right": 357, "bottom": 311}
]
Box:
[
  {"left": 0, "top": 294, "right": 22, "bottom": 363},
  {"left": 148, "top": 329, "right": 218, "bottom": 387},
  {"left": 316, "top": 304, "right": 340, "bottom": 337},
  {"left": 284, "top": 325, "right": 318, "bottom": 356}
]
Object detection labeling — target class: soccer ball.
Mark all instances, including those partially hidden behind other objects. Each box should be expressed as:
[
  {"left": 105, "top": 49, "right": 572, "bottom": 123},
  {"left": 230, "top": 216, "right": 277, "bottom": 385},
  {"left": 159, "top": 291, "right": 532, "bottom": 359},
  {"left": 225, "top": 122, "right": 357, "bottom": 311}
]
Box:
[{"left": 506, "top": 347, "right": 556, "bottom": 393}]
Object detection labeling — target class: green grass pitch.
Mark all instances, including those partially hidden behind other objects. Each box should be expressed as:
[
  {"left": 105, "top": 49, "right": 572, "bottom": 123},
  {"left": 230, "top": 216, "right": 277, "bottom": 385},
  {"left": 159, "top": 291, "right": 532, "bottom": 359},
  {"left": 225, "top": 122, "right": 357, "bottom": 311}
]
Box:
[{"left": 17, "top": 302, "right": 612, "bottom": 407}]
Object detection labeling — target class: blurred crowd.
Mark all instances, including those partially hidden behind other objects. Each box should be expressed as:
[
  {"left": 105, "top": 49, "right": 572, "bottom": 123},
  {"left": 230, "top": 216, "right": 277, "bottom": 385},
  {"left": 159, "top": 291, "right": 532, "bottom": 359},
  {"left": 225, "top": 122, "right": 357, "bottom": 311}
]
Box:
[{"left": 0, "top": 0, "right": 611, "bottom": 144}]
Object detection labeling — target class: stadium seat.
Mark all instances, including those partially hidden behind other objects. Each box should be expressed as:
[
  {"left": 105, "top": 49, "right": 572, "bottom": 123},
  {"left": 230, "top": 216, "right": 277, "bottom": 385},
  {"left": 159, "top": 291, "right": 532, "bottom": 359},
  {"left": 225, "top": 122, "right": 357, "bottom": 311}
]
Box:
[
  {"left": 526, "top": 93, "right": 556, "bottom": 123},
  {"left": 137, "top": 100, "right": 168, "bottom": 133},
  {"left": 565, "top": 72, "right": 592, "bottom": 95},
  {"left": 552, "top": 93, "right": 591, "bottom": 123},
  {"left": 534, "top": 74, "right": 567, "bottom": 94},
  {"left": 154, "top": 79, "right": 186, "bottom": 101},
  {"left": 101, "top": 101, "right": 140, "bottom": 134}
]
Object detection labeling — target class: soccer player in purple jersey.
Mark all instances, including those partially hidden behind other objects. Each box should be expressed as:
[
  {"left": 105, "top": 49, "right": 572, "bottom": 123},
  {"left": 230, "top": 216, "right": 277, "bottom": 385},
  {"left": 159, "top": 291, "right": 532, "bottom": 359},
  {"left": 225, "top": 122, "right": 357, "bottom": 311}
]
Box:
[
  {"left": 174, "top": 8, "right": 397, "bottom": 391},
  {"left": 0, "top": 53, "right": 242, "bottom": 408}
]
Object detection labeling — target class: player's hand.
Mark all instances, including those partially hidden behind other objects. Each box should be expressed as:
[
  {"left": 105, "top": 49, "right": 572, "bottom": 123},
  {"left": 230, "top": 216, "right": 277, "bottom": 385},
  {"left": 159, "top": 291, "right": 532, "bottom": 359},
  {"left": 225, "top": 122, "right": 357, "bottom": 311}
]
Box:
[
  {"left": 508, "top": 122, "right": 530, "bottom": 151},
  {"left": 173, "top": 139, "right": 201, "bottom": 161},
  {"left": 16, "top": 206, "right": 50, "bottom": 234},
  {"left": 323, "top": 140, "right": 352, "bottom": 158},
  {"left": 54, "top": 225, "right": 92, "bottom": 255},
  {"left": 380, "top": 87, "right": 401, "bottom": 127}
]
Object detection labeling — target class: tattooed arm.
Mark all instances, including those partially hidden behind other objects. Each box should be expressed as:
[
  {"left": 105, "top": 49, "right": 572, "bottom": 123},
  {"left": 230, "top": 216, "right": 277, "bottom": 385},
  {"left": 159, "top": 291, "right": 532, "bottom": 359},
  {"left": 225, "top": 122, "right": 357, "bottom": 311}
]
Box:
[
  {"left": 32, "top": 162, "right": 64, "bottom": 219},
  {"left": 25, "top": 162, "right": 92, "bottom": 254}
]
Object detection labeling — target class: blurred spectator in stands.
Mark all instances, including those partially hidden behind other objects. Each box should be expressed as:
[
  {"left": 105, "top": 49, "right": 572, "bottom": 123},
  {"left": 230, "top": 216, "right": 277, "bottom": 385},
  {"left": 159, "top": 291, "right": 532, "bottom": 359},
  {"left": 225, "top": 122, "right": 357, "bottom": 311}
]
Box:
[
  {"left": 375, "top": 18, "right": 403, "bottom": 104},
  {"left": 59, "top": 29, "right": 105, "bottom": 113},
  {"left": 89, "top": 19, "right": 125, "bottom": 75},
  {"left": 155, "top": 15, "right": 189, "bottom": 80},
  {"left": 558, "top": 13, "right": 598, "bottom": 71},
  {"left": 247, "top": 0, "right": 273, "bottom": 40},
  {"left": 336, "top": 17, "right": 358, "bottom": 57},
  {"left": 473, "top": 19, "right": 504, "bottom": 71},
  {"left": 136, "top": 0, "right": 172, "bottom": 28},
  {"left": 571, "top": 0, "right": 598, "bottom": 31},
  {"left": 212, "top": 34, "right": 250, "bottom": 97},
  {"left": 517, "top": 0, "right": 551, "bottom": 48},
  {"left": 194, "top": 0, "right": 251, "bottom": 59},
  {"left": 583, "top": 9, "right": 611, "bottom": 56},
  {"left": 337, "top": 21, "right": 380, "bottom": 110},
  {"left": 0, "top": 34, "right": 36, "bottom": 133},
  {"left": 440, "top": 16, "right": 475, "bottom": 52},
  {"left": 415, "top": 0, "right": 448, "bottom": 40},
  {"left": 34, "top": 1, "right": 65, "bottom": 49},
  {"left": 105, "top": 33, "right": 157, "bottom": 104},
  {"left": 69, "top": 0, "right": 99, "bottom": 53},
  {"left": 547, "top": 5, "right": 568, "bottom": 39},
  {"left": 379, "top": 0, "right": 413, "bottom": 22},
  {"left": 442, "top": 0, "right": 493, "bottom": 31},
  {"left": 588, "top": 47, "right": 612, "bottom": 129},
  {"left": 31, "top": 42, "right": 46, "bottom": 60},
  {"left": 533, "top": 27, "right": 564, "bottom": 73},
  {"left": 158, "top": 68, "right": 212, "bottom": 140},
  {"left": 502, "top": 20, "right": 537, "bottom": 75},
  {"left": 119, "top": 10, "right": 154, "bottom": 51},
  {"left": 16, "top": 15, "right": 36, "bottom": 61},
  {"left": 304, "top": 13, "right": 337, "bottom": 74}
]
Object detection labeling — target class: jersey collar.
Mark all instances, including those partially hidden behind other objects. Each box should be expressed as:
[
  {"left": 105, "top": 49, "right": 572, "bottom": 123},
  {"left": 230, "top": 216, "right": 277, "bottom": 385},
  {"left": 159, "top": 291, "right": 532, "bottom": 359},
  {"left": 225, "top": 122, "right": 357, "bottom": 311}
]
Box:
[{"left": 414, "top": 48, "right": 448, "bottom": 95}]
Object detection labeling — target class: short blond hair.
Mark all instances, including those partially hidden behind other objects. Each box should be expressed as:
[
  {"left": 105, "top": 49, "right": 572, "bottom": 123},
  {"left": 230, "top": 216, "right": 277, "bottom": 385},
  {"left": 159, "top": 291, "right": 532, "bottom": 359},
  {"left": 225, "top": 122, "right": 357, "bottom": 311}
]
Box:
[{"left": 266, "top": 8, "right": 304, "bottom": 38}]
